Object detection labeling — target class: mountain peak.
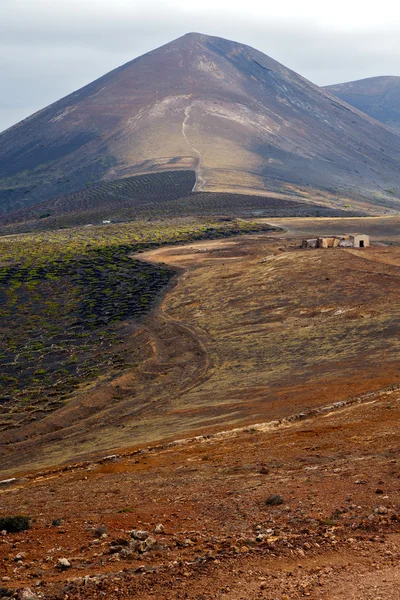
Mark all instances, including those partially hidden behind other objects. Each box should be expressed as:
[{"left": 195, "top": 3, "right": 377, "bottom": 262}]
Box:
[
  {"left": 152, "top": 31, "right": 220, "bottom": 50},
  {"left": 181, "top": 31, "right": 208, "bottom": 40},
  {"left": 2, "top": 33, "right": 400, "bottom": 215},
  {"left": 177, "top": 31, "right": 232, "bottom": 43}
]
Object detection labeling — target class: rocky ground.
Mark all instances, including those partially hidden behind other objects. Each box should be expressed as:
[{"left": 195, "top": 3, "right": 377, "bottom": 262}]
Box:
[{"left": 1, "top": 383, "right": 400, "bottom": 599}]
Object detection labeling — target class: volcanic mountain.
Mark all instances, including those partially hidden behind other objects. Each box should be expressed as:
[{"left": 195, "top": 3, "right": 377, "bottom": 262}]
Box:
[
  {"left": 325, "top": 76, "right": 400, "bottom": 131},
  {"left": 2, "top": 33, "right": 400, "bottom": 216}
]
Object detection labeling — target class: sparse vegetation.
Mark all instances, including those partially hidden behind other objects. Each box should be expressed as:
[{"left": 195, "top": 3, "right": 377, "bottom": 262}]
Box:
[
  {"left": 0, "top": 217, "right": 274, "bottom": 432},
  {"left": 94, "top": 524, "right": 108, "bottom": 538},
  {"left": 51, "top": 518, "right": 63, "bottom": 527},
  {"left": 0, "top": 515, "right": 31, "bottom": 533}
]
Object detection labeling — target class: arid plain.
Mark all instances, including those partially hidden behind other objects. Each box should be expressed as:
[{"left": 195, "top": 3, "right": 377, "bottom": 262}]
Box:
[{"left": 1, "top": 217, "right": 400, "bottom": 599}]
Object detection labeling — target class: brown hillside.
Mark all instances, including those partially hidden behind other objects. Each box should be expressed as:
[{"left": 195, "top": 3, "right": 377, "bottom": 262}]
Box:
[
  {"left": 3, "top": 218, "right": 400, "bottom": 475},
  {"left": 2, "top": 33, "right": 400, "bottom": 214}
]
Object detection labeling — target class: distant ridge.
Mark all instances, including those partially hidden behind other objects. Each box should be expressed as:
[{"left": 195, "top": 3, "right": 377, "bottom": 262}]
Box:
[
  {"left": 2, "top": 33, "right": 400, "bottom": 216},
  {"left": 325, "top": 76, "right": 400, "bottom": 131}
]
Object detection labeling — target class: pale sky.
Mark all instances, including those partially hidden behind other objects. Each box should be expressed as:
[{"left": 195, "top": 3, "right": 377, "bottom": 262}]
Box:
[{"left": 1, "top": 0, "right": 400, "bottom": 132}]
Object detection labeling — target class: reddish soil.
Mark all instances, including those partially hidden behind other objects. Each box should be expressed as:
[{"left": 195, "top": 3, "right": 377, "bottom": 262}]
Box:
[
  {"left": 1, "top": 387, "right": 400, "bottom": 598},
  {"left": 2, "top": 223, "right": 400, "bottom": 598}
]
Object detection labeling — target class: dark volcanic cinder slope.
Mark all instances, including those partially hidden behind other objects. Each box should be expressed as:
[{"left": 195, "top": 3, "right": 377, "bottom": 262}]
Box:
[
  {"left": 2, "top": 33, "right": 400, "bottom": 214},
  {"left": 325, "top": 76, "right": 400, "bottom": 131}
]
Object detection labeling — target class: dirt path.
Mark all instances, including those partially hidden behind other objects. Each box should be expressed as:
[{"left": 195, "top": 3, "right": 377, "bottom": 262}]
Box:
[
  {"left": 157, "top": 306, "right": 212, "bottom": 396},
  {"left": 182, "top": 103, "right": 206, "bottom": 191}
]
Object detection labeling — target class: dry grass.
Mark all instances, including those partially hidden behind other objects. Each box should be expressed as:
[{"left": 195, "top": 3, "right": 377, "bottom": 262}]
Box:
[{"left": 4, "top": 218, "right": 400, "bottom": 474}]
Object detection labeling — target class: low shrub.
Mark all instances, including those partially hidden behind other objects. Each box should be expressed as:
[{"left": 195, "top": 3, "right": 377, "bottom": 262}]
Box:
[
  {"left": 265, "top": 495, "right": 285, "bottom": 506},
  {"left": 0, "top": 515, "right": 31, "bottom": 533}
]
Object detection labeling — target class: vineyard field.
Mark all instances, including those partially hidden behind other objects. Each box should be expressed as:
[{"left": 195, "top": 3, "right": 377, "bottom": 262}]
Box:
[
  {"left": 0, "top": 170, "right": 362, "bottom": 235},
  {"left": 0, "top": 217, "right": 276, "bottom": 436}
]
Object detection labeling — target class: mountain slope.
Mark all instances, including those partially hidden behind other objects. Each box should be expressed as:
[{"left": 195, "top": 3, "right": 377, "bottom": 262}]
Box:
[
  {"left": 325, "top": 76, "right": 400, "bottom": 131},
  {"left": 2, "top": 33, "right": 400, "bottom": 215}
]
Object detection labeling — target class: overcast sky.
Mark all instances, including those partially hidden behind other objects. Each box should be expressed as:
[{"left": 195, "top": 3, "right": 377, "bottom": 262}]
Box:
[{"left": 1, "top": 0, "right": 400, "bottom": 132}]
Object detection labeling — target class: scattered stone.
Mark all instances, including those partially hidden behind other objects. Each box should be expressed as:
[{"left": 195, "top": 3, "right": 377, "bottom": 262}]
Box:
[
  {"left": 57, "top": 558, "right": 71, "bottom": 570},
  {"left": 130, "top": 530, "right": 149, "bottom": 541},
  {"left": 109, "top": 553, "right": 121, "bottom": 562},
  {"left": 154, "top": 524, "right": 165, "bottom": 534},
  {"left": 17, "top": 588, "right": 38, "bottom": 600},
  {"left": 120, "top": 548, "right": 136, "bottom": 560},
  {"left": 109, "top": 537, "right": 131, "bottom": 555},
  {"left": 0, "top": 479, "right": 17, "bottom": 487},
  {"left": 111, "top": 538, "right": 130, "bottom": 547},
  {"left": 135, "top": 565, "right": 146, "bottom": 573},
  {"left": 99, "top": 455, "right": 120, "bottom": 463},
  {"left": 375, "top": 506, "right": 389, "bottom": 515},
  {"left": 14, "top": 552, "right": 27, "bottom": 561},
  {"left": 184, "top": 538, "right": 195, "bottom": 546},
  {"left": 138, "top": 536, "right": 157, "bottom": 553}
]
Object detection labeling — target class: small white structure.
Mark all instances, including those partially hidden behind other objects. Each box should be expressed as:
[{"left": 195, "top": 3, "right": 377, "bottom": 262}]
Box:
[
  {"left": 338, "top": 234, "right": 369, "bottom": 248},
  {"left": 302, "top": 233, "right": 370, "bottom": 249}
]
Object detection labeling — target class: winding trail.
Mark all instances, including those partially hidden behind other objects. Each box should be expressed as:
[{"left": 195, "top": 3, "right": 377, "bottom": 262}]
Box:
[
  {"left": 182, "top": 104, "right": 207, "bottom": 191},
  {"left": 157, "top": 306, "right": 212, "bottom": 396}
]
